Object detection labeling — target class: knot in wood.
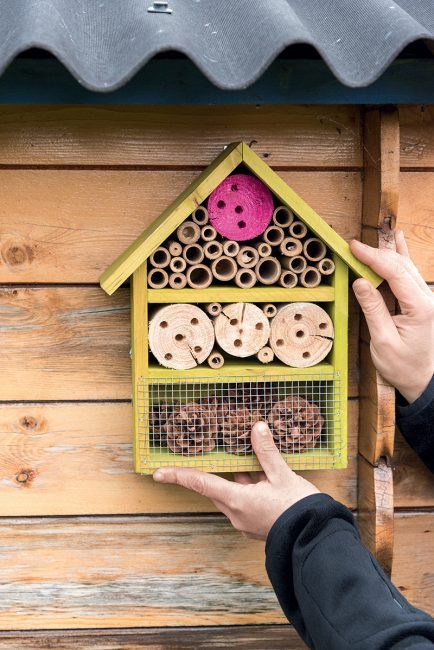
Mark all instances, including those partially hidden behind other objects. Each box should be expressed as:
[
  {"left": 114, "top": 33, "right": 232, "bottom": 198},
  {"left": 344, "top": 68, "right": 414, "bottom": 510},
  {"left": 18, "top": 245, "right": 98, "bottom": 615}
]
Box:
[{"left": 15, "top": 468, "right": 36, "bottom": 486}]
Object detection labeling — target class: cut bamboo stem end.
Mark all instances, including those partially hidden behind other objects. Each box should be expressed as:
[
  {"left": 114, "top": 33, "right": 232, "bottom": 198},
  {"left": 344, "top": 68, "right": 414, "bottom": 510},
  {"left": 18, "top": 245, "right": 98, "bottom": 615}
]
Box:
[
  {"left": 289, "top": 220, "right": 308, "bottom": 239},
  {"left": 186, "top": 264, "right": 213, "bottom": 289},
  {"left": 281, "top": 255, "right": 307, "bottom": 274},
  {"left": 167, "top": 240, "right": 182, "bottom": 257},
  {"left": 317, "top": 258, "right": 336, "bottom": 275},
  {"left": 169, "top": 256, "right": 187, "bottom": 273},
  {"left": 203, "top": 240, "right": 223, "bottom": 260},
  {"left": 149, "top": 304, "right": 215, "bottom": 370},
  {"left": 272, "top": 206, "right": 294, "bottom": 228},
  {"left": 214, "top": 303, "right": 270, "bottom": 358},
  {"left": 300, "top": 266, "right": 322, "bottom": 288},
  {"left": 211, "top": 256, "right": 238, "bottom": 282},
  {"left": 263, "top": 225, "right": 285, "bottom": 246},
  {"left": 255, "top": 241, "right": 272, "bottom": 258},
  {"left": 191, "top": 206, "right": 209, "bottom": 226},
  {"left": 169, "top": 272, "right": 187, "bottom": 289},
  {"left": 279, "top": 237, "right": 303, "bottom": 257},
  {"left": 148, "top": 268, "right": 169, "bottom": 289},
  {"left": 222, "top": 240, "right": 240, "bottom": 257},
  {"left": 207, "top": 350, "right": 225, "bottom": 369},
  {"left": 279, "top": 270, "right": 298, "bottom": 288},
  {"left": 177, "top": 220, "right": 201, "bottom": 244},
  {"left": 303, "top": 237, "right": 327, "bottom": 262},
  {"left": 269, "top": 302, "right": 334, "bottom": 367},
  {"left": 150, "top": 247, "right": 171, "bottom": 269},
  {"left": 205, "top": 302, "right": 222, "bottom": 317},
  {"left": 235, "top": 268, "right": 257, "bottom": 288},
  {"left": 256, "top": 346, "right": 274, "bottom": 364},
  {"left": 183, "top": 243, "right": 205, "bottom": 265},
  {"left": 255, "top": 256, "right": 282, "bottom": 285},
  {"left": 201, "top": 225, "right": 217, "bottom": 242},
  {"left": 236, "top": 245, "right": 259, "bottom": 269},
  {"left": 262, "top": 303, "right": 277, "bottom": 318}
]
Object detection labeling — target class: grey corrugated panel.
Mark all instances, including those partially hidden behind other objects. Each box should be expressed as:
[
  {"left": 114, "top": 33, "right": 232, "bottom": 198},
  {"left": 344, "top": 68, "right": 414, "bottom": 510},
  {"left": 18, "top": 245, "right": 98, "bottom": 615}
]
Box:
[{"left": 0, "top": 0, "right": 432, "bottom": 92}]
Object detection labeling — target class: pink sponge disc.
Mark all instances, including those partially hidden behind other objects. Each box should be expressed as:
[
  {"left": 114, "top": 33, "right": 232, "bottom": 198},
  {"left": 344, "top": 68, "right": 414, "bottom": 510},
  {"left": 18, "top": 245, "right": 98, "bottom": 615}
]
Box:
[{"left": 207, "top": 174, "right": 274, "bottom": 241}]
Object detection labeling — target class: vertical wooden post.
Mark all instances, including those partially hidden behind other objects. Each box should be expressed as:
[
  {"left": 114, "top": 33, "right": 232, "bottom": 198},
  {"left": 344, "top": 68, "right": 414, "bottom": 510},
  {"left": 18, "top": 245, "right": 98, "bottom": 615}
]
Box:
[
  {"left": 358, "top": 107, "right": 400, "bottom": 575},
  {"left": 131, "top": 262, "right": 148, "bottom": 473}
]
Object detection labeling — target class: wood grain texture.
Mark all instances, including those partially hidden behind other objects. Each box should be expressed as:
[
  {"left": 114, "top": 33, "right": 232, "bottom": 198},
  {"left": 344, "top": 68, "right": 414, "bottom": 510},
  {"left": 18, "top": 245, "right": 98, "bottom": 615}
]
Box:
[
  {"left": 0, "top": 170, "right": 362, "bottom": 283},
  {"left": 393, "top": 429, "right": 434, "bottom": 508},
  {"left": 399, "top": 172, "right": 434, "bottom": 282},
  {"left": 0, "top": 286, "right": 360, "bottom": 401},
  {"left": 0, "top": 401, "right": 359, "bottom": 516},
  {"left": 0, "top": 510, "right": 430, "bottom": 631},
  {"left": 0, "top": 105, "right": 361, "bottom": 168},
  {"left": 0, "top": 626, "right": 305, "bottom": 650},
  {"left": 400, "top": 105, "right": 434, "bottom": 168}
]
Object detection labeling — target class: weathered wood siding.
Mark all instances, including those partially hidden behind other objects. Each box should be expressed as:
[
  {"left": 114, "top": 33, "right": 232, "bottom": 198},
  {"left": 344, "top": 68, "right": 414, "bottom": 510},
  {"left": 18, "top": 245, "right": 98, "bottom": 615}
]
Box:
[{"left": 0, "top": 105, "right": 432, "bottom": 647}]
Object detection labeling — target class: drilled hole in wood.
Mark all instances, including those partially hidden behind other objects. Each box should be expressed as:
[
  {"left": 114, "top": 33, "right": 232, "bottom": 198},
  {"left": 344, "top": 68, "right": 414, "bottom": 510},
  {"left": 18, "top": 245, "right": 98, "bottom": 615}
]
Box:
[
  {"left": 190, "top": 318, "right": 199, "bottom": 325},
  {"left": 294, "top": 313, "right": 302, "bottom": 321},
  {"left": 276, "top": 339, "right": 284, "bottom": 347},
  {"left": 217, "top": 200, "right": 226, "bottom": 209},
  {"left": 303, "top": 351, "right": 310, "bottom": 359},
  {"left": 255, "top": 323, "right": 263, "bottom": 330},
  {"left": 194, "top": 346, "right": 202, "bottom": 353},
  {"left": 160, "top": 321, "right": 168, "bottom": 328},
  {"left": 238, "top": 220, "right": 246, "bottom": 229},
  {"left": 230, "top": 318, "right": 238, "bottom": 326},
  {"left": 235, "top": 205, "right": 243, "bottom": 214},
  {"left": 234, "top": 339, "right": 242, "bottom": 348},
  {"left": 231, "top": 183, "right": 238, "bottom": 192},
  {"left": 319, "top": 322, "right": 327, "bottom": 330},
  {"left": 296, "top": 330, "right": 305, "bottom": 338},
  {"left": 164, "top": 353, "right": 173, "bottom": 360},
  {"left": 175, "top": 334, "right": 185, "bottom": 341}
]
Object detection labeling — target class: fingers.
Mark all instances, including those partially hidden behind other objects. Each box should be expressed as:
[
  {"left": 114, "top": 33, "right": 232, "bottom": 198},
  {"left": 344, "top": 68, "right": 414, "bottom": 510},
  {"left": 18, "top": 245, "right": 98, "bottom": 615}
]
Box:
[
  {"left": 395, "top": 229, "right": 410, "bottom": 257},
  {"left": 350, "top": 239, "right": 427, "bottom": 313},
  {"left": 153, "top": 466, "right": 237, "bottom": 503},
  {"left": 352, "top": 279, "right": 399, "bottom": 345},
  {"left": 233, "top": 472, "right": 252, "bottom": 485},
  {"left": 251, "top": 421, "right": 289, "bottom": 482}
]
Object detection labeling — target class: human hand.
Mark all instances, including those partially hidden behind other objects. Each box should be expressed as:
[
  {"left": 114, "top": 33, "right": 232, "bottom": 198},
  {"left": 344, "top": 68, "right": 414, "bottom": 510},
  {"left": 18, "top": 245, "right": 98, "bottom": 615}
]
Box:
[
  {"left": 350, "top": 231, "right": 434, "bottom": 403},
  {"left": 153, "top": 420, "right": 319, "bottom": 540}
]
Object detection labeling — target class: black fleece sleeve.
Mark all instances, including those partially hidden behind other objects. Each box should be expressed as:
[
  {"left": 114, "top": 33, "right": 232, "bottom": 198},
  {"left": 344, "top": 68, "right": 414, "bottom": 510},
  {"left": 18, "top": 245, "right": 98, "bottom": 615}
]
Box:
[
  {"left": 396, "top": 376, "right": 434, "bottom": 473},
  {"left": 266, "top": 494, "right": 434, "bottom": 650}
]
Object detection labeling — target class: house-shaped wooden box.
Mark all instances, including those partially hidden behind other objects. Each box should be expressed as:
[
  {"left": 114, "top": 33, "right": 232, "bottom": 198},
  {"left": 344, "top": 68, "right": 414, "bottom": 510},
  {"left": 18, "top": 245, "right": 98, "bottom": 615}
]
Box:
[{"left": 100, "top": 142, "right": 380, "bottom": 475}]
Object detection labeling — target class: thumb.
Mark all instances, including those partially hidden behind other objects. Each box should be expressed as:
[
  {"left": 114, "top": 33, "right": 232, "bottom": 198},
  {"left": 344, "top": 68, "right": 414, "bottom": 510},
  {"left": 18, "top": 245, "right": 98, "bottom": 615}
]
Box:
[
  {"left": 352, "top": 279, "right": 397, "bottom": 343},
  {"left": 251, "top": 421, "right": 289, "bottom": 482}
]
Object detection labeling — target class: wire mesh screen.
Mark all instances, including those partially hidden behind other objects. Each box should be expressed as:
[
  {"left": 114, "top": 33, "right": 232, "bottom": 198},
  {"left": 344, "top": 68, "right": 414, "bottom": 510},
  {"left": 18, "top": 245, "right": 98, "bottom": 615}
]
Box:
[{"left": 137, "top": 373, "right": 343, "bottom": 473}]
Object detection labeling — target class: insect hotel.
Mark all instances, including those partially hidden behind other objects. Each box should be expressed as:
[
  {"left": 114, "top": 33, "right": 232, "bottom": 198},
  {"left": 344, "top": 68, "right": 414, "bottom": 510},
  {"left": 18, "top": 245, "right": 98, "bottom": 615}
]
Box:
[{"left": 100, "top": 142, "right": 380, "bottom": 474}]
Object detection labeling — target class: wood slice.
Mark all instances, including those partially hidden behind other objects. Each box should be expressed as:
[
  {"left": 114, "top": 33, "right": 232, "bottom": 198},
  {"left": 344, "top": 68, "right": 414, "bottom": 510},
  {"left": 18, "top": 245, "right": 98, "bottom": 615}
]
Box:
[
  {"left": 236, "top": 246, "right": 259, "bottom": 269},
  {"left": 176, "top": 221, "right": 201, "bottom": 244},
  {"left": 256, "top": 346, "right": 274, "bottom": 364},
  {"left": 149, "top": 304, "right": 214, "bottom": 369},
  {"left": 269, "top": 303, "right": 334, "bottom": 367},
  {"left": 203, "top": 240, "right": 223, "bottom": 260},
  {"left": 214, "top": 303, "right": 270, "bottom": 358},
  {"left": 191, "top": 206, "right": 209, "bottom": 226},
  {"left": 272, "top": 206, "right": 294, "bottom": 228}
]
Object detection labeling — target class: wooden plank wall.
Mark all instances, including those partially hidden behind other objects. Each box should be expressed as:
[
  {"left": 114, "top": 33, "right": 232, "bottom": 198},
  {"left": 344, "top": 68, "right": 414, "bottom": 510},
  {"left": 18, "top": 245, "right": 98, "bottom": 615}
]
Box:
[{"left": 0, "top": 105, "right": 432, "bottom": 647}]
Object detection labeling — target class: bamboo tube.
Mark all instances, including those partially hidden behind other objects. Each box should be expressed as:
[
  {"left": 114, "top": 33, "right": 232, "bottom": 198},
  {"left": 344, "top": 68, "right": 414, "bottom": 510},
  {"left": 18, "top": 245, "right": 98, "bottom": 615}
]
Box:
[
  {"left": 300, "top": 266, "right": 322, "bottom": 288},
  {"left": 214, "top": 303, "right": 270, "bottom": 358},
  {"left": 256, "top": 346, "right": 274, "bottom": 364},
  {"left": 211, "top": 256, "right": 237, "bottom": 282},
  {"left": 150, "top": 247, "right": 171, "bottom": 269},
  {"left": 317, "top": 257, "right": 336, "bottom": 275},
  {"left": 236, "top": 245, "right": 259, "bottom": 269},
  {"left": 281, "top": 255, "right": 307, "bottom": 274},
  {"left": 223, "top": 240, "right": 240, "bottom": 257},
  {"left": 289, "top": 220, "right": 308, "bottom": 239},
  {"left": 201, "top": 225, "right": 217, "bottom": 242},
  {"left": 279, "top": 237, "right": 303, "bottom": 257},
  {"left": 207, "top": 350, "right": 225, "bottom": 369},
  {"left": 303, "top": 237, "right": 327, "bottom": 262},
  {"left": 169, "top": 272, "right": 187, "bottom": 289},
  {"left": 255, "top": 257, "right": 281, "bottom": 285},
  {"left": 263, "top": 225, "right": 285, "bottom": 246},
  {"left": 262, "top": 303, "right": 277, "bottom": 318},
  {"left": 203, "top": 240, "right": 224, "bottom": 260},
  {"left": 169, "top": 256, "right": 187, "bottom": 273},
  {"left": 235, "top": 268, "right": 257, "bottom": 289},
  {"left": 279, "top": 270, "right": 298, "bottom": 288},
  {"left": 205, "top": 303, "right": 222, "bottom": 317},
  {"left": 167, "top": 240, "right": 183, "bottom": 257},
  {"left": 191, "top": 206, "right": 209, "bottom": 226},
  {"left": 148, "top": 268, "right": 169, "bottom": 289},
  {"left": 272, "top": 206, "right": 294, "bottom": 228},
  {"left": 177, "top": 220, "right": 201, "bottom": 244},
  {"left": 149, "top": 304, "right": 215, "bottom": 370},
  {"left": 255, "top": 241, "right": 272, "bottom": 258},
  {"left": 186, "top": 264, "right": 213, "bottom": 289},
  {"left": 269, "top": 302, "right": 334, "bottom": 367},
  {"left": 183, "top": 243, "right": 205, "bottom": 265}
]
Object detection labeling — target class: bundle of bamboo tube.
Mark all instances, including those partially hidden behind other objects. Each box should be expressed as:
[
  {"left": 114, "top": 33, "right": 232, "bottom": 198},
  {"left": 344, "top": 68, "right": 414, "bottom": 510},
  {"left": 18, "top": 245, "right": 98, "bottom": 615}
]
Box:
[{"left": 147, "top": 204, "right": 334, "bottom": 289}]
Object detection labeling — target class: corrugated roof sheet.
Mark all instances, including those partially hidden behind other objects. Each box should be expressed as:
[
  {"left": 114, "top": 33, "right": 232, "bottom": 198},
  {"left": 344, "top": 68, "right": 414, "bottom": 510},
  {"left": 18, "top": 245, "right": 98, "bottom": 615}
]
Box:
[{"left": 0, "top": 0, "right": 432, "bottom": 92}]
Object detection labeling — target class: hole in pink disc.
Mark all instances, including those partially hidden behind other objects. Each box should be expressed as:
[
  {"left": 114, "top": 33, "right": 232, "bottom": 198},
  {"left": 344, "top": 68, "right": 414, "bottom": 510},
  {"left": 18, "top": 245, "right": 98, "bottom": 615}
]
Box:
[
  {"left": 235, "top": 205, "right": 243, "bottom": 214},
  {"left": 238, "top": 220, "right": 246, "bottom": 229},
  {"left": 217, "top": 200, "right": 225, "bottom": 209}
]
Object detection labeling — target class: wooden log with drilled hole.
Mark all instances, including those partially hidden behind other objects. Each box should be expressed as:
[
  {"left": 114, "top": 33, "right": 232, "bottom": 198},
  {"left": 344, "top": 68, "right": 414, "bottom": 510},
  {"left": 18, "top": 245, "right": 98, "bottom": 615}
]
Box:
[
  {"left": 168, "top": 272, "right": 187, "bottom": 289},
  {"left": 300, "top": 266, "right": 322, "bottom": 288},
  {"left": 289, "top": 220, "right": 308, "bottom": 239},
  {"left": 262, "top": 303, "right": 277, "bottom": 318},
  {"left": 278, "top": 270, "right": 298, "bottom": 288},
  {"left": 169, "top": 256, "right": 187, "bottom": 273},
  {"left": 262, "top": 225, "right": 285, "bottom": 246},
  {"left": 255, "top": 241, "right": 272, "bottom": 258},
  {"left": 317, "top": 258, "right": 336, "bottom": 275},
  {"left": 205, "top": 302, "right": 222, "bottom": 317},
  {"left": 176, "top": 220, "right": 201, "bottom": 244},
  {"left": 272, "top": 205, "right": 294, "bottom": 228},
  {"left": 254, "top": 257, "right": 282, "bottom": 285},
  {"left": 191, "top": 206, "right": 209, "bottom": 226},
  {"left": 214, "top": 303, "right": 270, "bottom": 358},
  {"left": 281, "top": 255, "right": 307, "bottom": 274},
  {"left": 201, "top": 225, "right": 217, "bottom": 242},
  {"left": 149, "top": 304, "right": 215, "bottom": 370},
  {"left": 211, "top": 256, "right": 238, "bottom": 282},
  {"left": 183, "top": 243, "right": 205, "bottom": 265},
  {"left": 269, "top": 302, "right": 334, "bottom": 367},
  {"left": 303, "top": 237, "right": 327, "bottom": 262},
  {"left": 167, "top": 239, "right": 183, "bottom": 257},
  {"left": 235, "top": 268, "right": 256, "bottom": 288},
  {"left": 222, "top": 240, "right": 240, "bottom": 257},
  {"left": 207, "top": 350, "right": 225, "bottom": 369},
  {"left": 150, "top": 247, "right": 171, "bottom": 269},
  {"left": 236, "top": 245, "right": 259, "bottom": 269},
  {"left": 279, "top": 237, "right": 303, "bottom": 257},
  {"left": 203, "top": 240, "right": 223, "bottom": 260},
  {"left": 147, "top": 267, "right": 169, "bottom": 289},
  {"left": 186, "top": 264, "right": 213, "bottom": 289},
  {"left": 256, "top": 346, "right": 274, "bottom": 364}
]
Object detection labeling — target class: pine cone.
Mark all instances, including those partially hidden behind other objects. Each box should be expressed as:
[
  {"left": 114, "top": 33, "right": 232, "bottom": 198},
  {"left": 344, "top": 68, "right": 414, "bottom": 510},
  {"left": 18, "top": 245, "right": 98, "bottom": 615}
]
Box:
[
  {"left": 222, "top": 404, "right": 253, "bottom": 454},
  {"left": 149, "top": 400, "right": 173, "bottom": 446},
  {"left": 163, "top": 401, "right": 218, "bottom": 455},
  {"left": 238, "top": 385, "right": 274, "bottom": 421},
  {"left": 267, "top": 396, "right": 323, "bottom": 453}
]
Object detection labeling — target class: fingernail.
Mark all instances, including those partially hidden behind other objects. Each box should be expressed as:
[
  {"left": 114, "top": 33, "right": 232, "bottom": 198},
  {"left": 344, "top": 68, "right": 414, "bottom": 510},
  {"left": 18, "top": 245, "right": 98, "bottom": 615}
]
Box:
[
  {"left": 153, "top": 469, "right": 166, "bottom": 481},
  {"left": 255, "top": 421, "right": 269, "bottom": 436},
  {"left": 353, "top": 280, "right": 371, "bottom": 298}
]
